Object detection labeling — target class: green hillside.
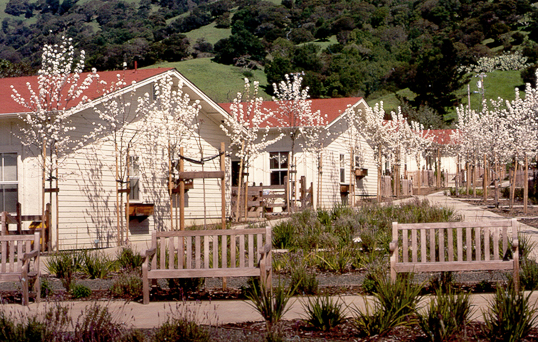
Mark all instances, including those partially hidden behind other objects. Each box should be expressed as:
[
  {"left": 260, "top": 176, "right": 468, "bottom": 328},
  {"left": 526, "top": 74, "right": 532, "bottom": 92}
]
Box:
[
  {"left": 184, "top": 22, "right": 232, "bottom": 46},
  {"left": 146, "top": 58, "right": 271, "bottom": 103},
  {"left": 368, "top": 70, "right": 525, "bottom": 122}
]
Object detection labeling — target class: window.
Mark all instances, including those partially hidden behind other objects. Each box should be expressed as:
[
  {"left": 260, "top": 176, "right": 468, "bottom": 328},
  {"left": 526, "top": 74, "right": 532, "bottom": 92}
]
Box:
[
  {"left": 340, "top": 154, "right": 346, "bottom": 183},
  {"left": 269, "top": 152, "right": 288, "bottom": 186},
  {"left": 129, "top": 156, "right": 140, "bottom": 201},
  {"left": 355, "top": 155, "right": 361, "bottom": 169},
  {"left": 0, "top": 153, "right": 17, "bottom": 213}
]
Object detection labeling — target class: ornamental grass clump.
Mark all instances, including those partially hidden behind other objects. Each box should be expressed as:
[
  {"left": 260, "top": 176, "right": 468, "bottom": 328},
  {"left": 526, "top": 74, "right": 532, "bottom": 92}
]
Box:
[
  {"left": 46, "top": 251, "right": 83, "bottom": 291},
  {"left": 418, "top": 287, "right": 472, "bottom": 342},
  {"left": 80, "top": 250, "right": 117, "bottom": 279},
  {"left": 353, "top": 273, "right": 422, "bottom": 337},
  {"left": 244, "top": 279, "right": 295, "bottom": 330},
  {"left": 302, "top": 294, "right": 346, "bottom": 331},
  {"left": 116, "top": 246, "right": 143, "bottom": 272},
  {"left": 482, "top": 282, "right": 537, "bottom": 342}
]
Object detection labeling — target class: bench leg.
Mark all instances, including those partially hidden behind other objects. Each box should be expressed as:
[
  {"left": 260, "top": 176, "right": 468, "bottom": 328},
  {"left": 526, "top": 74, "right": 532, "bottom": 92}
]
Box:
[
  {"left": 21, "top": 273, "right": 29, "bottom": 306},
  {"left": 34, "top": 276, "right": 41, "bottom": 304},
  {"left": 143, "top": 263, "right": 150, "bottom": 304}
]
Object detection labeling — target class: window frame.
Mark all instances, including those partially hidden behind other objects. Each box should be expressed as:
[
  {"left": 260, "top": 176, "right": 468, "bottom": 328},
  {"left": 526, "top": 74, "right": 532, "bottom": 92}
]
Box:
[
  {"left": 0, "top": 152, "right": 18, "bottom": 213},
  {"left": 269, "top": 152, "right": 289, "bottom": 186}
]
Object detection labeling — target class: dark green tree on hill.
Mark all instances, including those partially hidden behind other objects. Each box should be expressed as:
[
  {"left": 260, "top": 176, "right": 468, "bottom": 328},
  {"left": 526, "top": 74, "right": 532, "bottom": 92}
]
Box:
[{"left": 408, "top": 38, "right": 469, "bottom": 116}]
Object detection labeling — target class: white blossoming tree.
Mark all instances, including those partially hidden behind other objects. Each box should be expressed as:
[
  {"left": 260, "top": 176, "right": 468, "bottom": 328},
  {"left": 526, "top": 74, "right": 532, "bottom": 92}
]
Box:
[
  {"left": 272, "top": 73, "right": 324, "bottom": 210},
  {"left": 361, "top": 102, "right": 395, "bottom": 202},
  {"left": 11, "top": 36, "right": 96, "bottom": 251},
  {"left": 91, "top": 74, "right": 145, "bottom": 245},
  {"left": 138, "top": 75, "right": 201, "bottom": 229},
  {"left": 404, "top": 120, "right": 433, "bottom": 196},
  {"left": 221, "top": 79, "right": 283, "bottom": 221}
]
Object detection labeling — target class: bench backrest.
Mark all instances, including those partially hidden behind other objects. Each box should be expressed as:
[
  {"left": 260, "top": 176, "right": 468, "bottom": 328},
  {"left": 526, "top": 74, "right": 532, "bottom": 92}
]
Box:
[
  {"left": 150, "top": 227, "right": 271, "bottom": 271},
  {"left": 392, "top": 219, "right": 517, "bottom": 264},
  {"left": 0, "top": 233, "right": 40, "bottom": 273}
]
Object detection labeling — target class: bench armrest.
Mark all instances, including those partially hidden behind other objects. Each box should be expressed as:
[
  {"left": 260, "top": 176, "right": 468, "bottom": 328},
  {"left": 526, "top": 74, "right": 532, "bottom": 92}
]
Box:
[
  {"left": 22, "top": 250, "right": 39, "bottom": 262},
  {"left": 142, "top": 247, "right": 157, "bottom": 260},
  {"left": 389, "top": 241, "right": 398, "bottom": 254},
  {"left": 258, "top": 243, "right": 272, "bottom": 256}
]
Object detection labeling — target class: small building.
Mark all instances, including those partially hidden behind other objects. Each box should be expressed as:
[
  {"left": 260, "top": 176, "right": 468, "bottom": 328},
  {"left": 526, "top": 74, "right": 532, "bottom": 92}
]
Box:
[
  {"left": 0, "top": 68, "right": 232, "bottom": 250},
  {"left": 219, "top": 97, "right": 378, "bottom": 210}
]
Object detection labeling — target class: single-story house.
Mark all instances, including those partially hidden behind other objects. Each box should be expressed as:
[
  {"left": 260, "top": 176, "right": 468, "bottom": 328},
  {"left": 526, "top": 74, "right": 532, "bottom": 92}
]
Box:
[
  {"left": 219, "top": 97, "right": 378, "bottom": 209},
  {"left": 0, "top": 67, "right": 232, "bottom": 250}
]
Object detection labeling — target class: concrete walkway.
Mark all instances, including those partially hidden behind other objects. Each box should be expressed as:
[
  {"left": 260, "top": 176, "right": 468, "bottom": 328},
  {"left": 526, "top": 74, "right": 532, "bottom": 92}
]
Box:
[
  {"left": 6, "top": 192, "right": 538, "bottom": 329},
  {"left": 419, "top": 191, "right": 538, "bottom": 260},
  {"left": 2, "top": 291, "right": 538, "bottom": 329}
]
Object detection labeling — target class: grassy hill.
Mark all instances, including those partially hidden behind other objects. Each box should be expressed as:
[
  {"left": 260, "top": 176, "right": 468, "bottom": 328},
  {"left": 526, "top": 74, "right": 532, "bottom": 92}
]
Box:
[
  {"left": 368, "top": 70, "right": 525, "bottom": 122},
  {"left": 145, "top": 58, "right": 271, "bottom": 103}
]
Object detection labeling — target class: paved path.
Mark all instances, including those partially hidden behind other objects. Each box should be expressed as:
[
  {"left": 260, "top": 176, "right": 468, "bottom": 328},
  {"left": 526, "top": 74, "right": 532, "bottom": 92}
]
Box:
[{"left": 3, "top": 292, "right": 538, "bottom": 329}]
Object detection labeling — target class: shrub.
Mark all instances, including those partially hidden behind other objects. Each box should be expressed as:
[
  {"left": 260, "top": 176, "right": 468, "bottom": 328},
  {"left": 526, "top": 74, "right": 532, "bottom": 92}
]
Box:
[
  {"left": 0, "top": 311, "right": 49, "bottom": 342},
  {"left": 521, "top": 259, "right": 538, "bottom": 291},
  {"left": 71, "top": 283, "right": 92, "bottom": 299},
  {"left": 168, "top": 278, "right": 205, "bottom": 295},
  {"left": 41, "top": 278, "right": 53, "bottom": 298},
  {"left": 272, "top": 222, "right": 296, "bottom": 249},
  {"left": 153, "top": 318, "right": 210, "bottom": 342},
  {"left": 110, "top": 272, "right": 143, "bottom": 299},
  {"left": 353, "top": 273, "right": 422, "bottom": 336},
  {"left": 80, "top": 250, "right": 116, "bottom": 279},
  {"left": 117, "top": 246, "right": 143, "bottom": 272},
  {"left": 302, "top": 294, "right": 346, "bottom": 331},
  {"left": 483, "top": 282, "right": 538, "bottom": 342},
  {"left": 289, "top": 254, "right": 318, "bottom": 295},
  {"left": 46, "top": 251, "right": 82, "bottom": 291},
  {"left": 418, "top": 287, "right": 472, "bottom": 341},
  {"left": 244, "top": 279, "right": 294, "bottom": 330},
  {"left": 71, "top": 302, "right": 132, "bottom": 342}
]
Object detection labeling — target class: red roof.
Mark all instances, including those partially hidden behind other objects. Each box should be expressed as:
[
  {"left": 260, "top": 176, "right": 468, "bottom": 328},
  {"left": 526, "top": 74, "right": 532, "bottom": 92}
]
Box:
[
  {"left": 428, "top": 129, "right": 458, "bottom": 145},
  {"left": 0, "top": 68, "right": 174, "bottom": 115},
  {"left": 219, "top": 97, "right": 364, "bottom": 128}
]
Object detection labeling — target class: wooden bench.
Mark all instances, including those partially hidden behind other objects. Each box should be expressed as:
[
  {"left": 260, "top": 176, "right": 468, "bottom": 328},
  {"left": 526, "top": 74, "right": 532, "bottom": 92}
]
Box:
[
  {"left": 142, "top": 226, "right": 272, "bottom": 304},
  {"left": 0, "top": 232, "right": 41, "bottom": 305},
  {"left": 390, "top": 219, "right": 519, "bottom": 287}
]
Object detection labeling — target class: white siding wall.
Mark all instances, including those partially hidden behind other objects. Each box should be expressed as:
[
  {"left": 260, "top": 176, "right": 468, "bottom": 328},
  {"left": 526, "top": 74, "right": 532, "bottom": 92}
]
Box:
[
  {"left": 5, "top": 79, "right": 231, "bottom": 250},
  {"left": 246, "top": 119, "right": 378, "bottom": 210}
]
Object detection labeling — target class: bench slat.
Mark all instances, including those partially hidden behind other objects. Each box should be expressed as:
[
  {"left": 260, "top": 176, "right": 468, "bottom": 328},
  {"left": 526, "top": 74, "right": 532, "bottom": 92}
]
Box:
[
  {"left": 420, "top": 229, "right": 426, "bottom": 263},
  {"left": 476, "top": 227, "right": 481, "bottom": 261},
  {"left": 1, "top": 241, "right": 5, "bottom": 273},
  {"left": 9, "top": 240, "right": 15, "bottom": 273},
  {"left": 439, "top": 228, "right": 444, "bottom": 262},
  {"left": 148, "top": 268, "right": 261, "bottom": 279},
  {"left": 222, "top": 235, "right": 227, "bottom": 269},
  {"left": 402, "top": 229, "right": 408, "bottom": 263},
  {"left": 397, "top": 221, "right": 514, "bottom": 230},
  {"left": 204, "top": 236, "right": 209, "bottom": 269},
  {"left": 484, "top": 227, "right": 490, "bottom": 261},
  {"left": 457, "top": 227, "right": 463, "bottom": 261},
  {"left": 493, "top": 227, "right": 499, "bottom": 260},
  {"left": 503, "top": 226, "right": 508, "bottom": 258},
  {"left": 213, "top": 235, "right": 218, "bottom": 269},
  {"left": 231, "top": 235, "right": 236, "bottom": 268},
  {"left": 169, "top": 236, "right": 176, "bottom": 270},
  {"left": 395, "top": 260, "right": 515, "bottom": 273},
  {"left": 179, "top": 236, "right": 184, "bottom": 269},
  {"left": 195, "top": 236, "right": 201, "bottom": 269},
  {"left": 187, "top": 236, "right": 192, "bottom": 268},
  {"left": 466, "top": 227, "right": 472, "bottom": 261},
  {"left": 430, "top": 228, "right": 435, "bottom": 262},
  {"left": 257, "top": 234, "right": 262, "bottom": 263},
  {"left": 157, "top": 228, "right": 267, "bottom": 238},
  {"left": 239, "top": 235, "right": 245, "bottom": 268},
  {"left": 411, "top": 229, "right": 417, "bottom": 263},
  {"left": 248, "top": 234, "right": 254, "bottom": 268},
  {"left": 447, "top": 227, "right": 454, "bottom": 262},
  {"left": 160, "top": 237, "right": 166, "bottom": 270}
]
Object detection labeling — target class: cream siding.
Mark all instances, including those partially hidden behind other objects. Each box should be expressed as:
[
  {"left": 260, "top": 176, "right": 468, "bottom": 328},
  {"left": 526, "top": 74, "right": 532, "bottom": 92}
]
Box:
[{"left": 3, "top": 71, "right": 232, "bottom": 250}]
